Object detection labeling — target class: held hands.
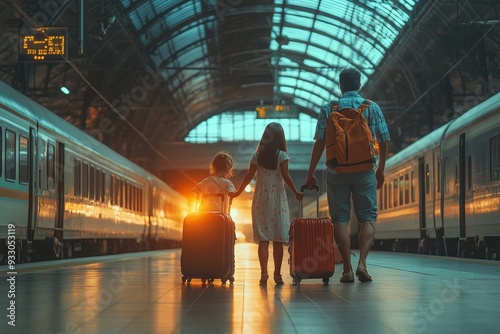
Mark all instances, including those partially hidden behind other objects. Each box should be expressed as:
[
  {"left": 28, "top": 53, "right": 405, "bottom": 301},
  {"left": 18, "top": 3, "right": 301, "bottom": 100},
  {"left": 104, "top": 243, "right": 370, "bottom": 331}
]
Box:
[
  {"left": 305, "top": 175, "right": 317, "bottom": 190},
  {"left": 228, "top": 191, "right": 240, "bottom": 198}
]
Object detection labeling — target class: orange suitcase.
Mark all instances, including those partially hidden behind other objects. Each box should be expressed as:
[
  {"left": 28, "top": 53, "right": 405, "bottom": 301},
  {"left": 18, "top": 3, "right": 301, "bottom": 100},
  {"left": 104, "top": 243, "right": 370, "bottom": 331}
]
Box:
[{"left": 289, "top": 186, "right": 336, "bottom": 285}]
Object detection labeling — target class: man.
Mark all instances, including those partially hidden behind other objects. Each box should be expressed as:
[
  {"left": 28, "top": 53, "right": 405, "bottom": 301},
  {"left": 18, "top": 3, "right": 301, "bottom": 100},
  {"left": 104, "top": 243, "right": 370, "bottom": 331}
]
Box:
[{"left": 305, "top": 68, "right": 390, "bottom": 283}]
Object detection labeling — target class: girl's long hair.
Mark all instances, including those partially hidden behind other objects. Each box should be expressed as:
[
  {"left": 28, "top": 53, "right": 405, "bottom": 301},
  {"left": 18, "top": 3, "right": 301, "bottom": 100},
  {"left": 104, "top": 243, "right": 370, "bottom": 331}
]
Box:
[{"left": 256, "top": 122, "right": 288, "bottom": 170}]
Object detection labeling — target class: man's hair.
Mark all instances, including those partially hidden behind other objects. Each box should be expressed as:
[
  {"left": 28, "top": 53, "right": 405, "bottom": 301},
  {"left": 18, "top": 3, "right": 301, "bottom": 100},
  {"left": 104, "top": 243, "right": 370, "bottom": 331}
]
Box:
[{"left": 339, "top": 68, "right": 361, "bottom": 92}]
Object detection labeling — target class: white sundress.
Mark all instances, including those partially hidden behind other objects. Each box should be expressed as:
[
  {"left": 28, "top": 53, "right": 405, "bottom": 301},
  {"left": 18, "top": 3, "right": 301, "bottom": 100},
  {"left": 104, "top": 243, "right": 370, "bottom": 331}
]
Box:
[{"left": 251, "top": 151, "right": 291, "bottom": 243}]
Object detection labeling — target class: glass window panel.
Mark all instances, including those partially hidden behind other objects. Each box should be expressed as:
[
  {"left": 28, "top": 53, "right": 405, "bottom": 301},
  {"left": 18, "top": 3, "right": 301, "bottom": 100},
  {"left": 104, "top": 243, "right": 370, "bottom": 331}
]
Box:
[
  {"left": 0, "top": 127, "right": 2, "bottom": 177},
  {"left": 404, "top": 173, "right": 409, "bottom": 204},
  {"left": 74, "top": 159, "right": 81, "bottom": 197},
  {"left": 19, "top": 135, "right": 28, "bottom": 184},
  {"left": 393, "top": 178, "right": 398, "bottom": 207},
  {"left": 5, "top": 130, "right": 16, "bottom": 180},
  {"left": 425, "top": 164, "right": 430, "bottom": 194},
  {"left": 185, "top": 111, "right": 317, "bottom": 143},
  {"left": 411, "top": 171, "right": 415, "bottom": 202},
  {"left": 399, "top": 175, "right": 404, "bottom": 206},
  {"left": 47, "top": 144, "right": 55, "bottom": 189},
  {"left": 82, "top": 162, "right": 88, "bottom": 198},
  {"left": 491, "top": 135, "right": 500, "bottom": 181}
]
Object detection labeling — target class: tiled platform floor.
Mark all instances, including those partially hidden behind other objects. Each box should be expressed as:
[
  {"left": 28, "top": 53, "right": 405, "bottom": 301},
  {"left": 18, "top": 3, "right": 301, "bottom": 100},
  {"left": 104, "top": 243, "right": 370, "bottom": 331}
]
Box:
[{"left": 1, "top": 242, "right": 500, "bottom": 333}]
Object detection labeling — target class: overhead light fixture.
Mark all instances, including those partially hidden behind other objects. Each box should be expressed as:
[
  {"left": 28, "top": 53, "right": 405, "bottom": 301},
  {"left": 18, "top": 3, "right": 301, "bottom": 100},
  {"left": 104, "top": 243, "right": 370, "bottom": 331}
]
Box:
[{"left": 60, "top": 86, "right": 70, "bottom": 94}]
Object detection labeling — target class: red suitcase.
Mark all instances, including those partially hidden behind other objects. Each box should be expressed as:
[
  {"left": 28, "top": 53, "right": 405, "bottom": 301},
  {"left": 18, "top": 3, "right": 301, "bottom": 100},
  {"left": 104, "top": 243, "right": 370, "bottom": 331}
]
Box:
[
  {"left": 181, "top": 194, "right": 235, "bottom": 284},
  {"left": 289, "top": 186, "right": 336, "bottom": 285}
]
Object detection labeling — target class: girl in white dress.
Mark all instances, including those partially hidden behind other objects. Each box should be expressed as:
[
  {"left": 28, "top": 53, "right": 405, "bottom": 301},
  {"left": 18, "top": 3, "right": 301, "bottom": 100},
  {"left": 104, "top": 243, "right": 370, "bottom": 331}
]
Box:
[{"left": 231, "top": 123, "right": 303, "bottom": 285}]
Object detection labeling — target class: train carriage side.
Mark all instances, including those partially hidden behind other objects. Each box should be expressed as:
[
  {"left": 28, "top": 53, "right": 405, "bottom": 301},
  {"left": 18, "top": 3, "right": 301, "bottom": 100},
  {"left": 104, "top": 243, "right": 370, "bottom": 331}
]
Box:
[
  {"left": 376, "top": 127, "right": 445, "bottom": 253},
  {"left": 440, "top": 93, "right": 500, "bottom": 257},
  {"left": 0, "top": 80, "right": 186, "bottom": 262},
  {"left": 148, "top": 175, "right": 186, "bottom": 249},
  {"left": 0, "top": 96, "right": 37, "bottom": 261}
]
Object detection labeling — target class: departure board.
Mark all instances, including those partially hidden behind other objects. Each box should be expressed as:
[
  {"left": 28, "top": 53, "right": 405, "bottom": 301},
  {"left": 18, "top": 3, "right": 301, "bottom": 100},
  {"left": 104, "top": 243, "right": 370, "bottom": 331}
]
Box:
[
  {"left": 19, "top": 27, "right": 67, "bottom": 61},
  {"left": 256, "top": 105, "right": 298, "bottom": 119}
]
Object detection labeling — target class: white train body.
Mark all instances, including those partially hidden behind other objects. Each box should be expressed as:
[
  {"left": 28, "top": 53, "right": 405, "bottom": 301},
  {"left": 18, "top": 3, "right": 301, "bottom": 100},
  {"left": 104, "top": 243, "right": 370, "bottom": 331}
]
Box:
[{"left": 0, "top": 80, "right": 186, "bottom": 261}]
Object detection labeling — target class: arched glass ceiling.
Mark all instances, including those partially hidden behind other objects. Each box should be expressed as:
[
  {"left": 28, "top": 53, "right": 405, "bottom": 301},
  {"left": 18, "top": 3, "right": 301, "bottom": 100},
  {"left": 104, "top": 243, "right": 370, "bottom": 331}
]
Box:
[
  {"left": 271, "top": 0, "right": 419, "bottom": 111},
  {"left": 121, "top": 0, "right": 420, "bottom": 121},
  {"left": 185, "top": 112, "right": 317, "bottom": 143}
]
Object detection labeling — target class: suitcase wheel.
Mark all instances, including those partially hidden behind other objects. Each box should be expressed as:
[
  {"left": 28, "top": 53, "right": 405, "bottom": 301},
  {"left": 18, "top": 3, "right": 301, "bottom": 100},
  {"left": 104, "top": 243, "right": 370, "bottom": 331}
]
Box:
[
  {"left": 292, "top": 276, "right": 301, "bottom": 285},
  {"left": 222, "top": 276, "right": 234, "bottom": 285},
  {"left": 322, "top": 277, "right": 329, "bottom": 285}
]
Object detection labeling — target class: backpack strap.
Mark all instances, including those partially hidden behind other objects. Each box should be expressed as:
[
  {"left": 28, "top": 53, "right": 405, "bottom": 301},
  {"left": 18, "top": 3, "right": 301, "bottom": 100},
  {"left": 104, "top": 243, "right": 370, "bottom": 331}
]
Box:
[
  {"left": 329, "top": 101, "right": 340, "bottom": 112},
  {"left": 357, "top": 99, "right": 372, "bottom": 113}
]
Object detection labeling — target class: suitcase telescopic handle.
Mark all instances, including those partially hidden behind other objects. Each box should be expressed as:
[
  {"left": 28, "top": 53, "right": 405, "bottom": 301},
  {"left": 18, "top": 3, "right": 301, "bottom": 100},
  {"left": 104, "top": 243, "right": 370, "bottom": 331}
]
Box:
[
  {"left": 298, "top": 185, "right": 320, "bottom": 218},
  {"left": 199, "top": 193, "right": 232, "bottom": 213}
]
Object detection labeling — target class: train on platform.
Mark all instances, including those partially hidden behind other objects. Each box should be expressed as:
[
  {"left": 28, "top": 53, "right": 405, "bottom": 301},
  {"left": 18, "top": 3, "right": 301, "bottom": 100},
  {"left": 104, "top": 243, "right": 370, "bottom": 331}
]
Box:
[
  {"left": 304, "top": 92, "right": 500, "bottom": 260},
  {"left": 0, "top": 80, "right": 187, "bottom": 263}
]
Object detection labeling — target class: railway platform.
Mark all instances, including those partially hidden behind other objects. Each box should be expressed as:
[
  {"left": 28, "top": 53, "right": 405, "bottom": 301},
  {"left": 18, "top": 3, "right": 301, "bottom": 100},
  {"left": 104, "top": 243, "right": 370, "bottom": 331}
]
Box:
[{"left": 1, "top": 243, "right": 499, "bottom": 333}]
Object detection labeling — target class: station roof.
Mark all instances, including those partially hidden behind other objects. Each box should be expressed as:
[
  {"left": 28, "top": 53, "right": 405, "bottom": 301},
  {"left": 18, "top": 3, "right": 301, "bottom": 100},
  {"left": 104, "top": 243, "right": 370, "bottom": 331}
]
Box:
[{"left": 0, "top": 0, "right": 499, "bottom": 178}]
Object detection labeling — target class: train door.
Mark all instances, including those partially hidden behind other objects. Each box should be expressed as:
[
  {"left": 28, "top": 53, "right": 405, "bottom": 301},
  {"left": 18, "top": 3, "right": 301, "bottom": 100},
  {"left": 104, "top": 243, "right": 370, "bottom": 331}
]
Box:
[
  {"left": 27, "top": 127, "right": 38, "bottom": 243},
  {"left": 54, "top": 142, "right": 65, "bottom": 246},
  {"left": 418, "top": 157, "right": 426, "bottom": 239},
  {"left": 459, "top": 134, "right": 466, "bottom": 241}
]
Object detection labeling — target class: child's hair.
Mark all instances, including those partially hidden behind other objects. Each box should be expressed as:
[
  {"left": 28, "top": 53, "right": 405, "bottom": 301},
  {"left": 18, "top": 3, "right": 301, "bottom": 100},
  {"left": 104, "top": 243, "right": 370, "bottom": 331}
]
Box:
[
  {"left": 257, "top": 122, "right": 287, "bottom": 170},
  {"left": 210, "top": 151, "right": 234, "bottom": 177}
]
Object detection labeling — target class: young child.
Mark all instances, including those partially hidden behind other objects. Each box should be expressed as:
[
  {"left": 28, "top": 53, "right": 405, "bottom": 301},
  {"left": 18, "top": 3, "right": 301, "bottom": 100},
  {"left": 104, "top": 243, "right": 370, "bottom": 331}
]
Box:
[
  {"left": 192, "top": 151, "right": 235, "bottom": 213},
  {"left": 231, "top": 122, "right": 303, "bottom": 285}
]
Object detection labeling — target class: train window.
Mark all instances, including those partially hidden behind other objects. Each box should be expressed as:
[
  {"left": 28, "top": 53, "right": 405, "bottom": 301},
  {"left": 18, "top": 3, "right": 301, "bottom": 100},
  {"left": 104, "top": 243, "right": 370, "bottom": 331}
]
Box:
[
  {"left": 130, "top": 184, "right": 134, "bottom": 210},
  {"left": 404, "top": 174, "right": 409, "bottom": 204},
  {"left": 74, "top": 159, "right": 81, "bottom": 196},
  {"left": 116, "top": 178, "right": 121, "bottom": 206},
  {"left": 119, "top": 179, "right": 124, "bottom": 207},
  {"left": 468, "top": 155, "right": 472, "bottom": 190},
  {"left": 19, "top": 135, "right": 29, "bottom": 184},
  {"left": 444, "top": 157, "right": 450, "bottom": 194},
  {"left": 127, "top": 183, "right": 132, "bottom": 210},
  {"left": 95, "top": 169, "right": 101, "bottom": 202},
  {"left": 100, "top": 171, "right": 105, "bottom": 202},
  {"left": 47, "top": 144, "right": 55, "bottom": 189},
  {"left": 89, "top": 166, "right": 95, "bottom": 200},
  {"left": 437, "top": 159, "right": 441, "bottom": 193},
  {"left": 411, "top": 171, "right": 415, "bottom": 203},
  {"left": 116, "top": 177, "right": 120, "bottom": 205},
  {"left": 425, "top": 164, "right": 430, "bottom": 195},
  {"left": 139, "top": 188, "right": 143, "bottom": 213},
  {"left": 491, "top": 135, "right": 500, "bottom": 181},
  {"left": 388, "top": 181, "right": 392, "bottom": 208},
  {"left": 82, "top": 162, "right": 89, "bottom": 198},
  {"left": 134, "top": 186, "right": 138, "bottom": 212},
  {"left": 393, "top": 178, "right": 398, "bottom": 207},
  {"left": 5, "top": 130, "right": 16, "bottom": 181},
  {"left": 124, "top": 182, "right": 129, "bottom": 209},
  {"left": 399, "top": 176, "right": 404, "bottom": 206},
  {"left": 0, "top": 127, "right": 2, "bottom": 177},
  {"left": 384, "top": 183, "right": 387, "bottom": 209},
  {"left": 110, "top": 175, "right": 115, "bottom": 204}
]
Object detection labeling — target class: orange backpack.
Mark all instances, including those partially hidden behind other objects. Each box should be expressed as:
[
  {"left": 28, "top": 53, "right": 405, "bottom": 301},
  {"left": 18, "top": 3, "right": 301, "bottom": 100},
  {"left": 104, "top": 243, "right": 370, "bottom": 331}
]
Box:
[{"left": 325, "top": 99, "right": 375, "bottom": 173}]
